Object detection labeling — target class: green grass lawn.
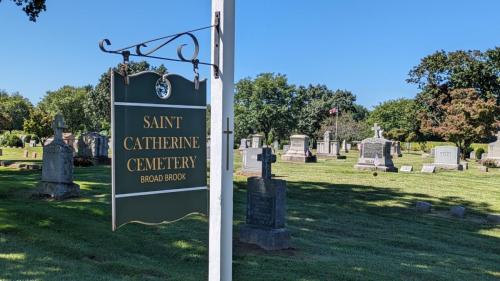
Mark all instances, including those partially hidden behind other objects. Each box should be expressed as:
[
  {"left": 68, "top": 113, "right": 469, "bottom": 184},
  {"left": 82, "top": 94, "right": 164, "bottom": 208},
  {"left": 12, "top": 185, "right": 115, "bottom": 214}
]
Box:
[{"left": 1, "top": 147, "right": 499, "bottom": 280}]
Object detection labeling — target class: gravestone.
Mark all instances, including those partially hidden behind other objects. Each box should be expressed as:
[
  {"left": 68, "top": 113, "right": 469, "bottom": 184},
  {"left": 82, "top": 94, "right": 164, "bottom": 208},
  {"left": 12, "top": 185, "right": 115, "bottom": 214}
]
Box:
[
  {"left": 36, "top": 114, "right": 80, "bottom": 199},
  {"left": 391, "top": 141, "right": 402, "bottom": 157},
  {"left": 469, "top": 151, "right": 476, "bottom": 160},
  {"left": 251, "top": 134, "right": 264, "bottom": 148},
  {"left": 485, "top": 131, "right": 500, "bottom": 164},
  {"left": 416, "top": 201, "right": 432, "bottom": 213},
  {"left": 239, "top": 148, "right": 290, "bottom": 250},
  {"left": 481, "top": 153, "right": 487, "bottom": 160},
  {"left": 241, "top": 148, "right": 276, "bottom": 177},
  {"left": 44, "top": 133, "right": 77, "bottom": 152},
  {"left": 77, "top": 132, "right": 109, "bottom": 159},
  {"left": 283, "top": 145, "right": 290, "bottom": 153},
  {"left": 354, "top": 124, "right": 397, "bottom": 172},
  {"left": 317, "top": 130, "right": 344, "bottom": 159},
  {"left": 430, "top": 148, "right": 435, "bottom": 157},
  {"left": 32, "top": 152, "right": 37, "bottom": 159},
  {"left": 342, "top": 139, "right": 349, "bottom": 153},
  {"left": 257, "top": 148, "right": 276, "bottom": 179},
  {"left": 29, "top": 140, "right": 37, "bottom": 147},
  {"left": 433, "top": 146, "right": 462, "bottom": 170},
  {"left": 239, "top": 138, "right": 249, "bottom": 151},
  {"left": 400, "top": 165, "right": 413, "bottom": 172},
  {"left": 273, "top": 140, "right": 279, "bottom": 151},
  {"left": 281, "top": 134, "right": 316, "bottom": 162},
  {"left": 421, "top": 165, "right": 436, "bottom": 173},
  {"left": 479, "top": 166, "right": 488, "bottom": 172},
  {"left": 0, "top": 149, "right": 2, "bottom": 156},
  {"left": 486, "top": 214, "right": 500, "bottom": 224},
  {"left": 450, "top": 206, "right": 466, "bottom": 218},
  {"left": 20, "top": 135, "right": 27, "bottom": 147},
  {"left": 405, "top": 142, "right": 411, "bottom": 151},
  {"left": 460, "top": 161, "right": 468, "bottom": 170},
  {"left": 23, "top": 150, "right": 29, "bottom": 158}
]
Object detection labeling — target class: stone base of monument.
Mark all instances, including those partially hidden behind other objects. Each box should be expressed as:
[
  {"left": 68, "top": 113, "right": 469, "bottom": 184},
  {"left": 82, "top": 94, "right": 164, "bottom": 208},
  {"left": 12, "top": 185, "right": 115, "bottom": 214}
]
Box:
[
  {"left": 434, "top": 163, "right": 463, "bottom": 171},
  {"left": 240, "top": 177, "right": 290, "bottom": 250},
  {"left": 354, "top": 164, "right": 397, "bottom": 172},
  {"left": 92, "top": 157, "right": 111, "bottom": 165},
  {"left": 36, "top": 181, "right": 80, "bottom": 199},
  {"left": 281, "top": 154, "right": 317, "bottom": 162},
  {"left": 239, "top": 225, "right": 290, "bottom": 250}
]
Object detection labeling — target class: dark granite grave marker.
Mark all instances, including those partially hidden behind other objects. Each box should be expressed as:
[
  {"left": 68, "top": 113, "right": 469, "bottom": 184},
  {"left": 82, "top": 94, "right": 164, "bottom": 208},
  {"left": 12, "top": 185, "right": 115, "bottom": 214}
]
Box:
[
  {"left": 240, "top": 147, "right": 290, "bottom": 250},
  {"left": 257, "top": 147, "right": 276, "bottom": 179}
]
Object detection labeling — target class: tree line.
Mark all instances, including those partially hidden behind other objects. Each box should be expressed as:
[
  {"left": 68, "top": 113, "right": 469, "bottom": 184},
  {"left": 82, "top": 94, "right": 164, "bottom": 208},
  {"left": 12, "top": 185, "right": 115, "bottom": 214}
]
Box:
[{"left": 1, "top": 47, "right": 499, "bottom": 155}]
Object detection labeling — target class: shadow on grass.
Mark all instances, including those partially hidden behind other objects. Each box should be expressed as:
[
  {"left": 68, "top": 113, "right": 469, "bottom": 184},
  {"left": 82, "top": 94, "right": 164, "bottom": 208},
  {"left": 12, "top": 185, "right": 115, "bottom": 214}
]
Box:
[
  {"left": 0, "top": 167, "right": 499, "bottom": 280},
  {"left": 233, "top": 179, "right": 500, "bottom": 280},
  {"left": 0, "top": 166, "right": 209, "bottom": 281}
]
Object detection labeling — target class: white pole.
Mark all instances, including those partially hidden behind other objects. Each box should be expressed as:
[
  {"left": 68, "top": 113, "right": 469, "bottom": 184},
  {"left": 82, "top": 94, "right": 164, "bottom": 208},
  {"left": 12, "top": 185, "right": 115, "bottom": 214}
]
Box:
[{"left": 209, "top": 0, "right": 235, "bottom": 280}]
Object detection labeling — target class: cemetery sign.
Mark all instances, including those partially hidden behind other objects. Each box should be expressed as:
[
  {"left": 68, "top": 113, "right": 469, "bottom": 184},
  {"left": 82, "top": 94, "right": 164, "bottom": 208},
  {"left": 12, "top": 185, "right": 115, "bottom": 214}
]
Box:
[{"left": 111, "top": 70, "right": 207, "bottom": 230}]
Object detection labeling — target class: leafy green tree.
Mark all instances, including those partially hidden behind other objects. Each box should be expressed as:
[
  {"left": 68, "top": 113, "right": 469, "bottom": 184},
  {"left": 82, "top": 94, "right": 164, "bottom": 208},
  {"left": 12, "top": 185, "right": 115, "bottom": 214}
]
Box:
[
  {"left": 23, "top": 107, "right": 52, "bottom": 141},
  {"left": 367, "top": 98, "right": 420, "bottom": 141},
  {"left": 293, "top": 86, "right": 357, "bottom": 139},
  {"left": 0, "top": 91, "right": 33, "bottom": 132},
  {"left": 0, "top": 0, "right": 46, "bottom": 21},
  {"left": 84, "top": 61, "right": 167, "bottom": 132},
  {"left": 234, "top": 73, "right": 295, "bottom": 143},
  {"left": 408, "top": 48, "right": 500, "bottom": 108},
  {"left": 352, "top": 104, "right": 369, "bottom": 121},
  {"left": 38, "top": 86, "right": 91, "bottom": 133}
]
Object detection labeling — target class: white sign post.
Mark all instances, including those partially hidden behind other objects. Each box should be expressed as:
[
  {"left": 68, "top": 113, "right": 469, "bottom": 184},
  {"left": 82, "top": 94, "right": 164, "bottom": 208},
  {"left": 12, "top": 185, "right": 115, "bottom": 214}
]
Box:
[{"left": 209, "top": 0, "right": 235, "bottom": 280}]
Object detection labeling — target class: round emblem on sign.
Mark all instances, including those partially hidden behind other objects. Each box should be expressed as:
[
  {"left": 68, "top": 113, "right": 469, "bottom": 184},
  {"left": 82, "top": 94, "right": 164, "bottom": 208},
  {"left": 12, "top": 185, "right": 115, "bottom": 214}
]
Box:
[{"left": 155, "top": 77, "right": 172, "bottom": 100}]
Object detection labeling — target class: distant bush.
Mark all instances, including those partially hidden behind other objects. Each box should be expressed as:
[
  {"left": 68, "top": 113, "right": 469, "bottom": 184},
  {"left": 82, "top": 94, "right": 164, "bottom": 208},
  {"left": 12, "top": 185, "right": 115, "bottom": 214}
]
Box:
[
  {"left": 475, "top": 148, "right": 485, "bottom": 160},
  {"left": 0, "top": 132, "right": 23, "bottom": 147}
]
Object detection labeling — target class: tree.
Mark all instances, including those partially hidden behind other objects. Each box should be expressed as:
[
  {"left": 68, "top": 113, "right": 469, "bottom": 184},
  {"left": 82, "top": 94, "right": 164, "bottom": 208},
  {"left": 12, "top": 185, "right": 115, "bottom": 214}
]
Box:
[
  {"left": 367, "top": 98, "right": 420, "bottom": 141},
  {"left": 408, "top": 48, "right": 500, "bottom": 107},
  {"left": 23, "top": 107, "right": 52, "bottom": 141},
  {"left": 352, "top": 104, "right": 369, "bottom": 121},
  {"left": 319, "top": 112, "right": 371, "bottom": 142},
  {"left": 420, "top": 88, "right": 500, "bottom": 158},
  {"left": 234, "top": 73, "right": 295, "bottom": 143},
  {"left": 38, "top": 86, "right": 91, "bottom": 133},
  {"left": 293, "top": 86, "right": 358, "bottom": 140},
  {"left": 84, "top": 61, "right": 166, "bottom": 132},
  {"left": 0, "top": 91, "right": 33, "bottom": 132},
  {"left": 0, "top": 0, "right": 46, "bottom": 21}
]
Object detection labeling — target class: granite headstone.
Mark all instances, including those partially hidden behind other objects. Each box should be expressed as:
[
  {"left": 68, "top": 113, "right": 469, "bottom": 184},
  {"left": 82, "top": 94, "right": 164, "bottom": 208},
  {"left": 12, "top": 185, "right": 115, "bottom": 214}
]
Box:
[
  {"left": 36, "top": 114, "right": 79, "bottom": 199},
  {"left": 281, "top": 134, "right": 316, "bottom": 162},
  {"left": 354, "top": 124, "right": 397, "bottom": 172},
  {"left": 239, "top": 147, "right": 290, "bottom": 250},
  {"left": 433, "top": 146, "right": 462, "bottom": 170}
]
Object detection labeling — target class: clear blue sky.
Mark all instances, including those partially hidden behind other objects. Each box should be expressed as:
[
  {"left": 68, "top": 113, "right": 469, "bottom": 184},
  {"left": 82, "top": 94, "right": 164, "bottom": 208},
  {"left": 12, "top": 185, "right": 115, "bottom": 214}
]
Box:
[{"left": 1, "top": 0, "right": 499, "bottom": 109}]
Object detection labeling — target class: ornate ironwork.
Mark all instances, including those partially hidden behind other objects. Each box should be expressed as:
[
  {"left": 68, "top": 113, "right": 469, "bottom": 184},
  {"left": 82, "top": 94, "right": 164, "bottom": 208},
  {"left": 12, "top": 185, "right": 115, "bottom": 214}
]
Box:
[{"left": 99, "top": 23, "right": 219, "bottom": 81}]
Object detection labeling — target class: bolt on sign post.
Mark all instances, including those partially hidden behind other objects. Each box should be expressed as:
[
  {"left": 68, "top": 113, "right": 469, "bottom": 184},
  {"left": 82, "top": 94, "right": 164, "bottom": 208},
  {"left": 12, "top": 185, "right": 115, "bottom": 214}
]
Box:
[{"left": 111, "top": 71, "right": 207, "bottom": 230}]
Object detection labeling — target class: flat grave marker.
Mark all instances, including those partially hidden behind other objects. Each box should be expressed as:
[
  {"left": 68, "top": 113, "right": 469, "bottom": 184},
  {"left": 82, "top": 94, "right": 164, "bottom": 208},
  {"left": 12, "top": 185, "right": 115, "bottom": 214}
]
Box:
[
  {"left": 421, "top": 164, "right": 436, "bottom": 173},
  {"left": 400, "top": 165, "right": 413, "bottom": 172}
]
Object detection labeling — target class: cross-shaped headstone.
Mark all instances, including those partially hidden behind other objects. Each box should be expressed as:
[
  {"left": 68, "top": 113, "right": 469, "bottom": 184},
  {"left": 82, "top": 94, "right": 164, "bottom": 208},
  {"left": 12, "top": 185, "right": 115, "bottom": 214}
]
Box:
[
  {"left": 257, "top": 147, "right": 276, "bottom": 180},
  {"left": 52, "top": 113, "right": 66, "bottom": 141},
  {"left": 371, "top": 123, "right": 381, "bottom": 138}
]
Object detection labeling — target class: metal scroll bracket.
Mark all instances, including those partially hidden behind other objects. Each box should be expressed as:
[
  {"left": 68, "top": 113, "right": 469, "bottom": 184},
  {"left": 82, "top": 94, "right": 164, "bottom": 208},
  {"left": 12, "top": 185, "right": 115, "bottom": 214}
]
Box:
[{"left": 213, "top": 11, "right": 220, "bottom": 79}]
